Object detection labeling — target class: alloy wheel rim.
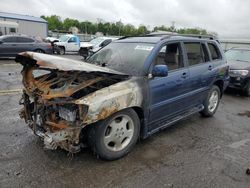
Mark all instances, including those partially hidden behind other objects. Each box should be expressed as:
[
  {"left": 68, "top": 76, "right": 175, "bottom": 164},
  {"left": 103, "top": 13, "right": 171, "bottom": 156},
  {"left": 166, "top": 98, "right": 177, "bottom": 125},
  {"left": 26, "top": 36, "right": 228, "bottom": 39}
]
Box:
[
  {"left": 103, "top": 114, "right": 134, "bottom": 152},
  {"left": 208, "top": 90, "right": 219, "bottom": 112}
]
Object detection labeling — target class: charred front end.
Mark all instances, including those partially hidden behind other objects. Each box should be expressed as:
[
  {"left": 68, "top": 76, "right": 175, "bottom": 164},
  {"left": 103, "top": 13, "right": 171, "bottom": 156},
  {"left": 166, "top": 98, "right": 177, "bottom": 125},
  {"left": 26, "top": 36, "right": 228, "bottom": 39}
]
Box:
[{"left": 16, "top": 52, "right": 128, "bottom": 153}]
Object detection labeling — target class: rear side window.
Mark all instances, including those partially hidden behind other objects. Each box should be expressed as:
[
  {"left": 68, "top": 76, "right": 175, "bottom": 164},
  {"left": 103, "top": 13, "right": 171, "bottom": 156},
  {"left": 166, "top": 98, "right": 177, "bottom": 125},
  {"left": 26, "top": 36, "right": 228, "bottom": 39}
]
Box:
[
  {"left": 208, "top": 43, "right": 221, "bottom": 60},
  {"left": 18, "top": 37, "right": 34, "bottom": 43},
  {"left": 184, "top": 42, "right": 209, "bottom": 66},
  {"left": 154, "top": 42, "right": 184, "bottom": 71},
  {"left": 2, "top": 37, "right": 18, "bottom": 43}
]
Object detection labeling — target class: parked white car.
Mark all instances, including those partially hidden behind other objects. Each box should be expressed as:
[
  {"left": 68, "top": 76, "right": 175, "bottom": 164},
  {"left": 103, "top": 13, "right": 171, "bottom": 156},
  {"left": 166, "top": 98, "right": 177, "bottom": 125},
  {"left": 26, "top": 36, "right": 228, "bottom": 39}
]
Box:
[
  {"left": 54, "top": 34, "right": 81, "bottom": 55},
  {"left": 79, "top": 37, "right": 118, "bottom": 59}
]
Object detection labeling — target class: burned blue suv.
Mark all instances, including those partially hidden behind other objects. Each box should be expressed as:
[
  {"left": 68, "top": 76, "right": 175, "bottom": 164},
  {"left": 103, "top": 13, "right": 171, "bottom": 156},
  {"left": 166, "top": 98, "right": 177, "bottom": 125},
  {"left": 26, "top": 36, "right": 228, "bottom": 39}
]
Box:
[{"left": 16, "top": 34, "right": 229, "bottom": 160}]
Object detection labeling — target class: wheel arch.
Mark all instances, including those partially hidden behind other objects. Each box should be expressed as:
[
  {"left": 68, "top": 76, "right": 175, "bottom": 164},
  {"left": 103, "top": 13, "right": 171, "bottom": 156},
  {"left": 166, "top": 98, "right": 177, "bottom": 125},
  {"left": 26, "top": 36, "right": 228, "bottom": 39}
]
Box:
[
  {"left": 213, "top": 79, "right": 224, "bottom": 97},
  {"left": 34, "top": 48, "right": 45, "bottom": 53}
]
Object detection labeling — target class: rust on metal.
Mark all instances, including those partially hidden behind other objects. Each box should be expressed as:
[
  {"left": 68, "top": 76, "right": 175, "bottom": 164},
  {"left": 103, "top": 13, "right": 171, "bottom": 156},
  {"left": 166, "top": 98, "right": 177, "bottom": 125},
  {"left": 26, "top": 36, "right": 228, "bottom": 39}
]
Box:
[{"left": 15, "top": 52, "right": 142, "bottom": 153}]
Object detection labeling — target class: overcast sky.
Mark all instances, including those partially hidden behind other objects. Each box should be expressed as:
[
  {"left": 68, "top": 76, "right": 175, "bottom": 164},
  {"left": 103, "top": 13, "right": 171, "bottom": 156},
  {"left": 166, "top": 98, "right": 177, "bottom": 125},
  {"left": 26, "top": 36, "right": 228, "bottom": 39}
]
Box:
[{"left": 1, "top": 0, "right": 250, "bottom": 38}]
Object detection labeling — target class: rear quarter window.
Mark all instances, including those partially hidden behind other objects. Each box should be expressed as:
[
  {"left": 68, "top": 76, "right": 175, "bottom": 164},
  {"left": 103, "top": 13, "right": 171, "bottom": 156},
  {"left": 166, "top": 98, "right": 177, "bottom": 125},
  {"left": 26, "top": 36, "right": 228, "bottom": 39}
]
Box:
[
  {"left": 208, "top": 43, "right": 221, "bottom": 60},
  {"left": 18, "top": 37, "right": 35, "bottom": 43}
]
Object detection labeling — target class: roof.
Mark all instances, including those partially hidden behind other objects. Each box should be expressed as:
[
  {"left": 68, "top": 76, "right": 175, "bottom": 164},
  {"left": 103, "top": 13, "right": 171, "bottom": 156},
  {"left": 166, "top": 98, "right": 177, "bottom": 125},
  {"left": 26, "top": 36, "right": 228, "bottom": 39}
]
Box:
[
  {"left": 116, "top": 35, "right": 215, "bottom": 44},
  {"left": 0, "top": 12, "right": 47, "bottom": 23}
]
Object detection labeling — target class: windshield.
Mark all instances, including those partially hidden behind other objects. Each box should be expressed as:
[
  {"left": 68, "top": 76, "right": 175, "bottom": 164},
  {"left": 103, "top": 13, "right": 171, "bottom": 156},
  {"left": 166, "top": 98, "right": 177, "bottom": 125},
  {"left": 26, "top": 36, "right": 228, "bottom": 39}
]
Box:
[
  {"left": 59, "top": 35, "right": 70, "bottom": 42},
  {"left": 225, "top": 49, "right": 250, "bottom": 62},
  {"left": 87, "top": 42, "right": 154, "bottom": 76},
  {"left": 90, "top": 37, "right": 105, "bottom": 45}
]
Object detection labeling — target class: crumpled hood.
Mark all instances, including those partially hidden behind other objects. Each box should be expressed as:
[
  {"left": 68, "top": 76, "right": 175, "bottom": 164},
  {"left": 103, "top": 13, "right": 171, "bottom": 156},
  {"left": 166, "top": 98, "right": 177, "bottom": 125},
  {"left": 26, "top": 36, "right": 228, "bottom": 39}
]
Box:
[
  {"left": 228, "top": 60, "right": 250, "bottom": 70},
  {"left": 15, "top": 51, "right": 125, "bottom": 75}
]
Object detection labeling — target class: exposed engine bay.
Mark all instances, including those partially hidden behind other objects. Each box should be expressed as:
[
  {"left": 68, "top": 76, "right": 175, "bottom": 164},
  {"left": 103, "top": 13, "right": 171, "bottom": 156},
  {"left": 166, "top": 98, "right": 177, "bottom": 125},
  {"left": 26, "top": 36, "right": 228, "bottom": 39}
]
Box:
[{"left": 16, "top": 52, "right": 129, "bottom": 153}]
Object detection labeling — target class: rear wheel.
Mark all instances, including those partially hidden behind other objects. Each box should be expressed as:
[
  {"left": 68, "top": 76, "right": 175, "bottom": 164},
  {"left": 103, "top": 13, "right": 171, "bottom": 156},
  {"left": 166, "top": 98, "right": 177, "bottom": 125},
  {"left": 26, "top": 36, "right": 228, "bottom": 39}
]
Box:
[
  {"left": 88, "top": 108, "right": 140, "bottom": 160},
  {"left": 200, "top": 85, "right": 221, "bottom": 117}
]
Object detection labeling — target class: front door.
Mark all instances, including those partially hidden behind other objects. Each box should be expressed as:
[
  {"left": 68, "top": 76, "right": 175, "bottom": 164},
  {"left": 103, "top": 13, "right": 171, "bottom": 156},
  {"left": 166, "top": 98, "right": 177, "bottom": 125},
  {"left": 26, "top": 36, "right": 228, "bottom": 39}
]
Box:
[
  {"left": 67, "top": 37, "right": 79, "bottom": 51},
  {"left": 148, "top": 42, "right": 190, "bottom": 130}
]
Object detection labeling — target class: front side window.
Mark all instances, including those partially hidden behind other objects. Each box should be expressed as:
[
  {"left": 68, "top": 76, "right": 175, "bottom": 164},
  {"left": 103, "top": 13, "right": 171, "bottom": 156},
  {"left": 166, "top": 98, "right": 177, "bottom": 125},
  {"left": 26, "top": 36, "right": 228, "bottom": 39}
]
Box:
[
  {"left": 184, "top": 42, "right": 208, "bottom": 66},
  {"left": 154, "top": 43, "right": 184, "bottom": 71},
  {"left": 68, "top": 37, "right": 77, "bottom": 43}
]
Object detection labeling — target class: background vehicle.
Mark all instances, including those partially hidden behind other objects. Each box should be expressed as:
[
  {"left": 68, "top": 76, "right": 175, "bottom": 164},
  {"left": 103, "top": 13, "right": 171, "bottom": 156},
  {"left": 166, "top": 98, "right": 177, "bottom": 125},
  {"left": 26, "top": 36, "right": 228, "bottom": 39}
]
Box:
[
  {"left": 53, "top": 34, "right": 80, "bottom": 55},
  {"left": 225, "top": 48, "right": 250, "bottom": 96},
  {"left": 16, "top": 34, "right": 229, "bottom": 160},
  {"left": 0, "top": 35, "right": 52, "bottom": 57},
  {"left": 79, "top": 37, "right": 118, "bottom": 59},
  {"left": 45, "top": 37, "right": 59, "bottom": 53}
]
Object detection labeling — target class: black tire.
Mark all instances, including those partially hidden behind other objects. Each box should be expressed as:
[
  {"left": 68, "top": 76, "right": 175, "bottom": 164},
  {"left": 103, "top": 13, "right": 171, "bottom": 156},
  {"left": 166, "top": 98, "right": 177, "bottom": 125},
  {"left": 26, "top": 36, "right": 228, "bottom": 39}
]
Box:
[
  {"left": 244, "top": 80, "right": 250, "bottom": 97},
  {"left": 79, "top": 48, "right": 88, "bottom": 58},
  {"left": 34, "top": 49, "right": 45, "bottom": 53},
  {"left": 59, "top": 47, "right": 65, "bottom": 55},
  {"left": 88, "top": 108, "right": 140, "bottom": 160},
  {"left": 200, "top": 85, "right": 221, "bottom": 117}
]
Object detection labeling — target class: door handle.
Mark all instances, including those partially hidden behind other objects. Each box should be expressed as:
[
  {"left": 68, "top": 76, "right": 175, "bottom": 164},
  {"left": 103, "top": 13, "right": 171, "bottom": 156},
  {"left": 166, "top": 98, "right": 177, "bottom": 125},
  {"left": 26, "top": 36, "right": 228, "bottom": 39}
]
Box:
[
  {"left": 208, "top": 65, "right": 213, "bottom": 70},
  {"left": 181, "top": 72, "right": 188, "bottom": 78}
]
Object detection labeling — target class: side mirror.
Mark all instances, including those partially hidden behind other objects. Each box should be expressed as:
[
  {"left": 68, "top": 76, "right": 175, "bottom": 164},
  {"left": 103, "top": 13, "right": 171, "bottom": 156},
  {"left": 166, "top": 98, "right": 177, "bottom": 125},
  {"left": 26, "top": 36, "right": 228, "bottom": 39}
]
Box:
[{"left": 152, "top": 65, "right": 168, "bottom": 77}]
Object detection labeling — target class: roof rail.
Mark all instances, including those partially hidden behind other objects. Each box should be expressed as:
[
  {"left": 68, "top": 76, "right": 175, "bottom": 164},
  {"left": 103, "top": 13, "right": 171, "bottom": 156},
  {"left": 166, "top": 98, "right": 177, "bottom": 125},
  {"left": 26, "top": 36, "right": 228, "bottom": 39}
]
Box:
[
  {"left": 147, "top": 33, "right": 217, "bottom": 40},
  {"left": 117, "top": 33, "right": 217, "bottom": 41}
]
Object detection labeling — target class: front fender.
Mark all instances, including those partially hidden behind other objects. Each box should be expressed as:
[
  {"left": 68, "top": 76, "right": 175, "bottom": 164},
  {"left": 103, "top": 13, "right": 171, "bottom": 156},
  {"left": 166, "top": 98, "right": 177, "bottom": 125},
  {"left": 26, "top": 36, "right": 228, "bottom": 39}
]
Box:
[{"left": 75, "top": 79, "right": 143, "bottom": 124}]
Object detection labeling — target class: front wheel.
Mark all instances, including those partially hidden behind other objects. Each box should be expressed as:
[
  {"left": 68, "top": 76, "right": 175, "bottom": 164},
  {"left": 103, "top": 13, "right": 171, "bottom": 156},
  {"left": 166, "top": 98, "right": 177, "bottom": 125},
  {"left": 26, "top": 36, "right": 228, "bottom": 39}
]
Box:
[
  {"left": 88, "top": 108, "right": 140, "bottom": 160},
  {"left": 200, "top": 85, "right": 221, "bottom": 117},
  {"left": 244, "top": 80, "right": 250, "bottom": 97},
  {"left": 58, "top": 47, "right": 65, "bottom": 55}
]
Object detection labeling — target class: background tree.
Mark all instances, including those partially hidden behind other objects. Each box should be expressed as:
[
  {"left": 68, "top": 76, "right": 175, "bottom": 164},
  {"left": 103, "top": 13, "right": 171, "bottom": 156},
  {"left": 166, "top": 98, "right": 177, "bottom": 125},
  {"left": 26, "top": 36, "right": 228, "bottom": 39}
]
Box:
[
  {"left": 41, "top": 15, "right": 215, "bottom": 36},
  {"left": 41, "top": 15, "right": 63, "bottom": 31}
]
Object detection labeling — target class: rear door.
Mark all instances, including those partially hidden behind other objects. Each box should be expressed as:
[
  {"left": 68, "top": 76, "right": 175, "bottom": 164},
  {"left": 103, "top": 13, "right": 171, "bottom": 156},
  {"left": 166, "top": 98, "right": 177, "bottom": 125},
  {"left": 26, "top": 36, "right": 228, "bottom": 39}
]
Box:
[
  {"left": 148, "top": 42, "right": 190, "bottom": 130},
  {"left": 183, "top": 41, "right": 216, "bottom": 107},
  {"left": 15, "top": 37, "right": 36, "bottom": 53}
]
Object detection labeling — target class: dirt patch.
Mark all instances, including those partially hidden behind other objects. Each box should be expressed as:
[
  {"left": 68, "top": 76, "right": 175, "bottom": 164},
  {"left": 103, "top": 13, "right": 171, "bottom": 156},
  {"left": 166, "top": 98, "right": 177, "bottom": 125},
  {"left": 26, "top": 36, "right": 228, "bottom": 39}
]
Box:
[{"left": 237, "top": 111, "right": 250, "bottom": 118}]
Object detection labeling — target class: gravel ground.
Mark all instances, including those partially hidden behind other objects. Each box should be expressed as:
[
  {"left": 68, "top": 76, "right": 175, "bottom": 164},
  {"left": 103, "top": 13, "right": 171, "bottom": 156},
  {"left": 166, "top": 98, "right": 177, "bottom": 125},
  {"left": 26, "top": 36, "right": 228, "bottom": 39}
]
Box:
[{"left": 0, "top": 55, "right": 250, "bottom": 188}]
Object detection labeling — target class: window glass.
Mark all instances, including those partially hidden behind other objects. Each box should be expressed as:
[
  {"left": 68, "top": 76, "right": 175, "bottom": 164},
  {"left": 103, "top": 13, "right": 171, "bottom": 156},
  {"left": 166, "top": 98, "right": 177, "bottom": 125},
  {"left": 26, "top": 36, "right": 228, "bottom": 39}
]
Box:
[
  {"left": 87, "top": 42, "right": 154, "bottom": 76},
  {"left": 2, "top": 37, "right": 18, "bottom": 43},
  {"left": 9, "top": 28, "right": 16, "bottom": 33},
  {"left": 225, "top": 49, "right": 250, "bottom": 62},
  {"left": 68, "top": 37, "right": 77, "bottom": 42},
  {"left": 208, "top": 43, "right": 221, "bottom": 60},
  {"left": 18, "top": 37, "right": 34, "bottom": 43},
  {"left": 184, "top": 42, "right": 207, "bottom": 66},
  {"left": 154, "top": 43, "right": 184, "bottom": 71}
]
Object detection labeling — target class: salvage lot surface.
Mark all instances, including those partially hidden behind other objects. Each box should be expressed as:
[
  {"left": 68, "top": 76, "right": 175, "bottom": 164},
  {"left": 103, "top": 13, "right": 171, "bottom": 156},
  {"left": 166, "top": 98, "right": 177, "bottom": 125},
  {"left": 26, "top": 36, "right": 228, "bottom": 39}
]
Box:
[{"left": 0, "top": 55, "right": 250, "bottom": 188}]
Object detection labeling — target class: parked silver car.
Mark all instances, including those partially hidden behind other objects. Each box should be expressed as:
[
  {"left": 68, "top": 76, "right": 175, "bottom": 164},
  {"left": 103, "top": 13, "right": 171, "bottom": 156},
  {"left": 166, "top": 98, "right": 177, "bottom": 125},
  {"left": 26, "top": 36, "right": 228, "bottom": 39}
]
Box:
[{"left": 0, "top": 35, "right": 53, "bottom": 58}]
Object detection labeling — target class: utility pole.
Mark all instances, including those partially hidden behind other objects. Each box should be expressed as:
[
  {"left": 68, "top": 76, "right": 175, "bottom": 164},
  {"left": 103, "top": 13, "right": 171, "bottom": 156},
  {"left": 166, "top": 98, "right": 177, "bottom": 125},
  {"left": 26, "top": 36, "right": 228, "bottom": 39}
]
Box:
[
  {"left": 118, "top": 19, "right": 121, "bottom": 36},
  {"left": 171, "top": 21, "right": 175, "bottom": 33}
]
